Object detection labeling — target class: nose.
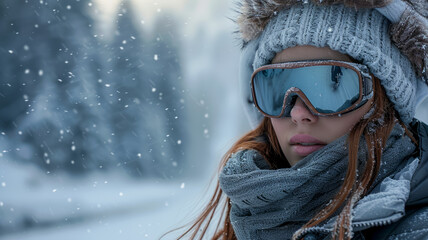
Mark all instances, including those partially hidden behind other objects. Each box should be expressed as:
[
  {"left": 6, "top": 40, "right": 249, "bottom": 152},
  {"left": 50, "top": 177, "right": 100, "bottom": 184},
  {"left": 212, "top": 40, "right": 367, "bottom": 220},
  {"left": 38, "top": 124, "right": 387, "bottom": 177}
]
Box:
[{"left": 290, "top": 98, "right": 318, "bottom": 124}]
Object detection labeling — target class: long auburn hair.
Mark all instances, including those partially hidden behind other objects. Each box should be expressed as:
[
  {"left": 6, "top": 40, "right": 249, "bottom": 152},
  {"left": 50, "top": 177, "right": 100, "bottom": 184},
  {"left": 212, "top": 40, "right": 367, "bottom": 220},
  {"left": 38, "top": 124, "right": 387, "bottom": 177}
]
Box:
[{"left": 171, "top": 77, "right": 417, "bottom": 240}]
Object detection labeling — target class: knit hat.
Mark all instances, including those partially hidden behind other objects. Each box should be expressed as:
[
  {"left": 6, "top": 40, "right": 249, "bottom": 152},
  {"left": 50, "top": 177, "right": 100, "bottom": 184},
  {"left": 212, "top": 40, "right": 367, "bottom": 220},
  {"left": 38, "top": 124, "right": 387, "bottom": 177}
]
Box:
[{"left": 238, "top": 0, "right": 428, "bottom": 127}]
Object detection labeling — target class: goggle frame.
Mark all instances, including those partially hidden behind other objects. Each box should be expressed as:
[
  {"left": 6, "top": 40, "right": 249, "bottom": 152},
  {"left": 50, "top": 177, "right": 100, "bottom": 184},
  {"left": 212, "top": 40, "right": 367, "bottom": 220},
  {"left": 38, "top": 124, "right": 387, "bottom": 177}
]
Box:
[{"left": 250, "top": 60, "right": 374, "bottom": 118}]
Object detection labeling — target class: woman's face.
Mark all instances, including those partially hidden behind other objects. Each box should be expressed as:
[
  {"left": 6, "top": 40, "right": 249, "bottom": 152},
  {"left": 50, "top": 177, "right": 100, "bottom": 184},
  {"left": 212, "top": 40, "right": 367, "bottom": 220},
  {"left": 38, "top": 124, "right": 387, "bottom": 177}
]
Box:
[{"left": 270, "top": 45, "right": 374, "bottom": 166}]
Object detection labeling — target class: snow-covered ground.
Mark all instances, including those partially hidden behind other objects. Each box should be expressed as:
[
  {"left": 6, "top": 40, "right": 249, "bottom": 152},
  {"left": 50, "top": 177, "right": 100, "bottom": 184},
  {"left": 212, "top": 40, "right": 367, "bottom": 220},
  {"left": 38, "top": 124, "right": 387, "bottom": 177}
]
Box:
[{"left": 0, "top": 158, "right": 216, "bottom": 240}]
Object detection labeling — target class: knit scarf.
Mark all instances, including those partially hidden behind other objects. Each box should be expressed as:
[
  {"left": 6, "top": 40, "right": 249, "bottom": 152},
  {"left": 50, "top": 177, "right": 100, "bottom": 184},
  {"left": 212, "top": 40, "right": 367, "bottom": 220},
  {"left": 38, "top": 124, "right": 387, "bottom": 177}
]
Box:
[{"left": 219, "top": 124, "right": 416, "bottom": 240}]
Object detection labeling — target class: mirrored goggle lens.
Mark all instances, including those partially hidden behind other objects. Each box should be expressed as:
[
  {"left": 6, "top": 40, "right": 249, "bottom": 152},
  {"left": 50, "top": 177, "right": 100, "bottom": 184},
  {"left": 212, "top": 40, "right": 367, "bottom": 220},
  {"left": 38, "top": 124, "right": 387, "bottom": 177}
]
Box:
[{"left": 253, "top": 65, "right": 361, "bottom": 116}]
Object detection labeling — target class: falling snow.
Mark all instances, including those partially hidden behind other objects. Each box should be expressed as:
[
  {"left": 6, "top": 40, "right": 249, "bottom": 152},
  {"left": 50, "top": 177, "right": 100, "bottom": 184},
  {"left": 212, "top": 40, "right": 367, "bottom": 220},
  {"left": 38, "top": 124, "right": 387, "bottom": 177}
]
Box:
[{"left": 2, "top": 0, "right": 426, "bottom": 239}]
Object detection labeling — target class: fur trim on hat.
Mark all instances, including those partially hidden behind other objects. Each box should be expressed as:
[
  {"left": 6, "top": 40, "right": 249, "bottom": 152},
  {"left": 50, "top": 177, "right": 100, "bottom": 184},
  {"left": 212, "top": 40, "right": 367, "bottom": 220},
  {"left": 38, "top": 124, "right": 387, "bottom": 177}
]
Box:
[
  {"left": 391, "top": 8, "right": 428, "bottom": 81},
  {"left": 404, "top": 0, "right": 428, "bottom": 17}
]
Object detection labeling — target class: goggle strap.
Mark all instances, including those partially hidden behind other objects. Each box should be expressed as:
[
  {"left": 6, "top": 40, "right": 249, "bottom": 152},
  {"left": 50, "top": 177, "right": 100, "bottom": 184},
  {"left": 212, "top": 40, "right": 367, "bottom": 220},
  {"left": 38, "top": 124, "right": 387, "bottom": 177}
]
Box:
[{"left": 360, "top": 68, "right": 374, "bottom": 102}]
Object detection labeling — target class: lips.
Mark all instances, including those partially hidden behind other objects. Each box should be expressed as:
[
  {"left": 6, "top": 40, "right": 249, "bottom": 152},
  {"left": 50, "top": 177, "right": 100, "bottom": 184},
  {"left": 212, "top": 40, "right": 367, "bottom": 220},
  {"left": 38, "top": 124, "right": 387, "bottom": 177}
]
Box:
[{"left": 289, "top": 134, "right": 327, "bottom": 156}]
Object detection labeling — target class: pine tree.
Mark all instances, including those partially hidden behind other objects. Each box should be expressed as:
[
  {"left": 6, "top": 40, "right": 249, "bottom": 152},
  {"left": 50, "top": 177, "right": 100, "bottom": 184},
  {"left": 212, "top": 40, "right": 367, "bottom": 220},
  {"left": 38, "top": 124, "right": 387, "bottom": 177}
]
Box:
[
  {"left": 149, "top": 12, "right": 188, "bottom": 178},
  {"left": 1, "top": 0, "right": 110, "bottom": 173},
  {"left": 107, "top": 0, "right": 161, "bottom": 177}
]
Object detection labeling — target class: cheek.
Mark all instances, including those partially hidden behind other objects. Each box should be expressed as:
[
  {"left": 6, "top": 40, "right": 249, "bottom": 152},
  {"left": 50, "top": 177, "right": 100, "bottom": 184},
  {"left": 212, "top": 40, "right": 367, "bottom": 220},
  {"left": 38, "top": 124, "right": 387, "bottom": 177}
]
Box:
[
  {"left": 326, "top": 117, "right": 359, "bottom": 137},
  {"left": 342, "top": 101, "right": 373, "bottom": 128},
  {"left": 270, "top": 118, "right": 290, "bottom": 145},
  {"left": 324, "top": 103, "right": 372, "bottom": 141},
  {"left": 271, "top": 118, "right": 287, "bottom": 132}
]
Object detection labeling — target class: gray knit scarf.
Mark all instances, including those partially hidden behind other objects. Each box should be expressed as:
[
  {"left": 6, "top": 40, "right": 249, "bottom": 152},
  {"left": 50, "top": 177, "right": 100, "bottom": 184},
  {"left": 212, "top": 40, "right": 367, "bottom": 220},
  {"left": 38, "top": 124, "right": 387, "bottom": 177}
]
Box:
[{"left": 219, "top": 124, "right": 416, "bottom": 240}]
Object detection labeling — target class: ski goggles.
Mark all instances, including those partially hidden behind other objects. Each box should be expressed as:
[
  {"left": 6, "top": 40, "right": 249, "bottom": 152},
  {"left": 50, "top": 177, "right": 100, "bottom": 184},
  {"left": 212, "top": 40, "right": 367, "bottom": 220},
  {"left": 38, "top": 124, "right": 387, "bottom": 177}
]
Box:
[{"left": 251, "top": 60, "right": 374, "bottom": 118}]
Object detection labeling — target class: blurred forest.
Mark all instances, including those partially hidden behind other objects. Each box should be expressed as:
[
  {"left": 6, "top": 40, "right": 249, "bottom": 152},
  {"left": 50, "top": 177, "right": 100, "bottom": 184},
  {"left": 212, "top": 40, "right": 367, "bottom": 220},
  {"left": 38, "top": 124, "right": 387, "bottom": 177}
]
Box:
[
  {"left": 0, "top": 0, "right": 190, "bottom": 178},
  {"left": 0, "top": 1, "right": 246, "bottom": 237}
]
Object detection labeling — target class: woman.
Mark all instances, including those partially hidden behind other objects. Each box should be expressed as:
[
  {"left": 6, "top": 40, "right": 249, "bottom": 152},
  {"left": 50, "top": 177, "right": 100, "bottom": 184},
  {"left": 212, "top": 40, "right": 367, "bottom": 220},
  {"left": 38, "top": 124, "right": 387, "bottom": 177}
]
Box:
[{"left": 178, "top": 0, "right": 428, "bottom": 239}]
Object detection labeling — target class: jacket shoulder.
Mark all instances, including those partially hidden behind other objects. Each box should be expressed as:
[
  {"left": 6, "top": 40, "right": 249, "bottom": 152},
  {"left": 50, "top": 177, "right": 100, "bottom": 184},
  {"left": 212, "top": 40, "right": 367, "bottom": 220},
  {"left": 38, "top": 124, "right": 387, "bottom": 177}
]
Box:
[
  {"left": 407, "top": 120, "right": 428, "bottom": 206},
  {"left": 412, "top": 119, "right": 428, "bottom": 158},
  {"left": 364, "top": 206, "right": 428, "bottom": 239}
]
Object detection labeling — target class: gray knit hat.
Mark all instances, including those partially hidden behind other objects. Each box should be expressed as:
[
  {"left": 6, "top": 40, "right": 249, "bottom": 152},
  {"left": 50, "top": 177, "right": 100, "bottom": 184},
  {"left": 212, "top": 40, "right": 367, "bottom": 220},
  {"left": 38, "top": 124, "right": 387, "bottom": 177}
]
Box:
[{"left": 238, "top": 0, "right": 428, "bottom": 127}]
